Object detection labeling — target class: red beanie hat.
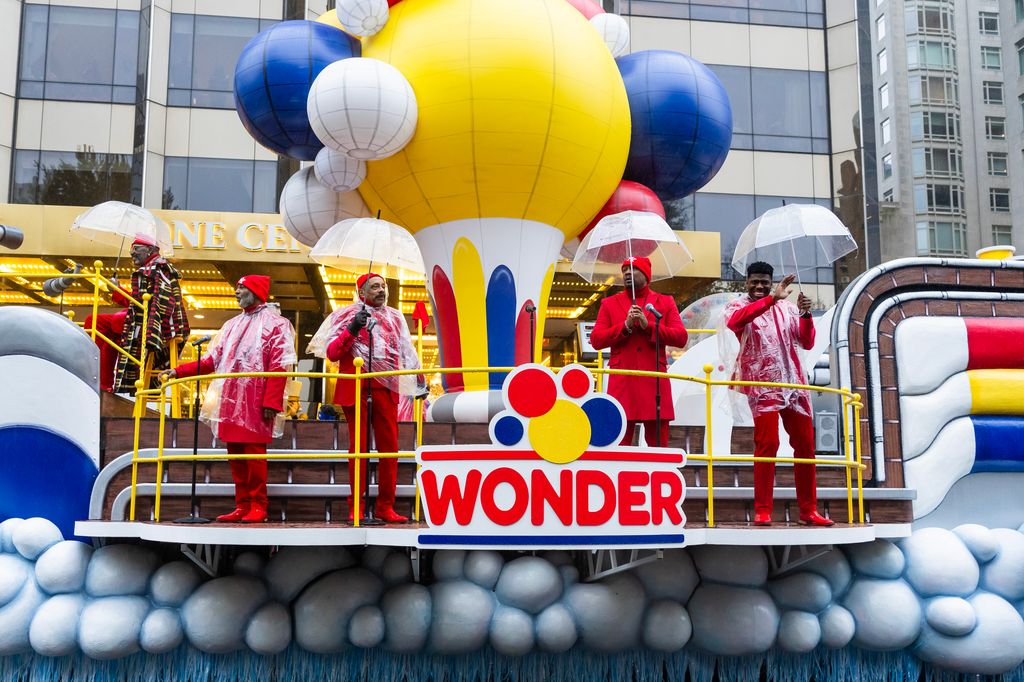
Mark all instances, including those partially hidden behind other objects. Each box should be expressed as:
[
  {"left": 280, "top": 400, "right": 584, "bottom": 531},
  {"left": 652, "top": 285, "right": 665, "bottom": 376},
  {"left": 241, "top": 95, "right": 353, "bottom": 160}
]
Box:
[
  {"left": 621, "top": 256, "right": 652, "bottom": 282},
  {"left": 237, "top": 275, "right": 270, "bottom": 303},
  {"left": 131, "top": 233, "right": 159, "bottom": 248},
  {"left": 357, "top": 272, "right": 383, "bottom": 299}
]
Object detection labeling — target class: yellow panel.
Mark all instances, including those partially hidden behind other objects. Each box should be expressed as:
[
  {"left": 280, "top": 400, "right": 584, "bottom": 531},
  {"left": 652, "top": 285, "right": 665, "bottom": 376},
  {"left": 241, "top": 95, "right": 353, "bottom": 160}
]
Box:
[
  {"left": 404, "top": 133, "right": 475, "bottom": 171},
  {"left": 361, "top": 0, "right": 630, "bottom": 236},
  {"left": 452, "top": 238, "right": 488, "bottom": 391},
  {"left": 969, "top": 370, "right": 1024, "bottom": 414},
  {"left": 534, "top": 263, "right": 555, "bottom": 363}
]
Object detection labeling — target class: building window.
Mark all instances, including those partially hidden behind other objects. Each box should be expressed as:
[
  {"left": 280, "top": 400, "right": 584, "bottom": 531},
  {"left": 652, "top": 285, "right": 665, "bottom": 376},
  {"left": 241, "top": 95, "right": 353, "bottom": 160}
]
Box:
[
  {"left": 985, "top": 116, "right": 1006, "bottom": 139},
  {"left": 990, "top": 188, "right": 1011, "bottom": 212},
  {"left": 879, "top": 83, "right": 890, "bottom": 109},
  {"left": 882, "top": 154, "right": 893, "bottom": 179},
  {"left": 988, "top": 152, "right": 1009, "bottom": 176},
  {"left": 983, "top": 81, "right": 1004, "bottom": 104},
  {"left": 168, "top": 14, "right": 276, "bottom": 108},
  {"left": 1017, "top": 0, "right": 1024, "bottom": 23},
  {"left": 910, "top": 111, "right": 960, "bottom": 142},
  {"left": 914, "top": 183, "right": 964, "bottom": 214},
  {"left": 163, "top": 157, "right": 278, "bottom": 213},
  {"left": 883, "top": 188, "right": 894, "bottom": 202},
  {"left": 878, "top": 49, "right": 888, "bottom": 75},
  {"left": 615, "top": 1, "right": 824, "bottom": 29},
  {"left": 708, "top": 65, "right": 828, "bottom": 154},
  {"left": 1017, "top": 39, "right": 1024, "bottom": 75},
  {"left": 916, "top": 221, "right": 966, "bottom": 256},
  {"left": 912, "top": 146, "right": 962, "bottom": 178},
  {"left": 981, "top": 46, "right": 1002, "bottom": 70},
  {"left": 979, "top": 12, "right": 999, "bottom": 35},
  {"left": 909, "top": 74, "right": 958, "bottom": 105},
  {"left": 11, "top": 148, "right": 133, "bottom": 206},
  {"left": 18, "top": 5, "right": 140, "bottom": 103},
  {"left": 880, "top": 118, "right": 891, "bottom": 144},
  {"left": 907, "top": 39, "right": 957, "bottom": 70},
  {"left": 906, "top": 4, "right": 954, "bottom": 35},
  {"left": 876, "top": 14, "right": 886, "bottom": 40},
  {"left": 993, "top": 225, "right": 1012, "bottom": 245}
]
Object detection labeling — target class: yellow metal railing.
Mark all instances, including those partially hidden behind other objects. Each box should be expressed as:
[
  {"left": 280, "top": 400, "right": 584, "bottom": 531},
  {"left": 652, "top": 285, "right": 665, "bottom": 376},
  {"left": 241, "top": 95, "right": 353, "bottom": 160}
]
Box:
[{"left": 127, "top": 363, "right": 865, "bottom": 529}]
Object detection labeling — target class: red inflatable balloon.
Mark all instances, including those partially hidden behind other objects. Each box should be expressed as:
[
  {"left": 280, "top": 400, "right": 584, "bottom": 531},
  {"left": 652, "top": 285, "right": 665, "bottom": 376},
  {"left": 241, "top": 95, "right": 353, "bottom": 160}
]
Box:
[
  {"left": 579, "top": 180, "right": 665, "bottom": 242},
  {"left": 563, "top": 0, "right": 605, "bottom": 19}
]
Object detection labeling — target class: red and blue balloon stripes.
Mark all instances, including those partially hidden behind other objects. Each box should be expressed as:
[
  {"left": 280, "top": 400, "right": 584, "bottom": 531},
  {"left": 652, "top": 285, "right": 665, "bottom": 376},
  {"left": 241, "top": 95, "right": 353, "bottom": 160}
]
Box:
[
  {"left": 970, "top": 416, "right": 1024, "bottom": 473},
  {"left": 965, "top": 318, "right": 1024, "bottom": 370}
]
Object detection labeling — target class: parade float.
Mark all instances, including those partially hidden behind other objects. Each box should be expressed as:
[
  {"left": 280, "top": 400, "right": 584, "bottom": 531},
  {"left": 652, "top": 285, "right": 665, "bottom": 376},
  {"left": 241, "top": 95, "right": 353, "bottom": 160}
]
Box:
[{"left": 3, "top": 0, "right": 1024, "bottom": 679}]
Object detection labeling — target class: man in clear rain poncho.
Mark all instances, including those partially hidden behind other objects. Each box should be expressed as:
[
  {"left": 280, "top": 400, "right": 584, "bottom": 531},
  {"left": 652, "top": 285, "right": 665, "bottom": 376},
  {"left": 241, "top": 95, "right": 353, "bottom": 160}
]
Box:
[
  {"left": 722, "top": 261, "right": 834, "bottom": 527},
  {"left": 161, "top": 275, "right": 296, "bottom": 523},
  {"left": 309, "top": 272, "right": 424, "bottom": 524}
]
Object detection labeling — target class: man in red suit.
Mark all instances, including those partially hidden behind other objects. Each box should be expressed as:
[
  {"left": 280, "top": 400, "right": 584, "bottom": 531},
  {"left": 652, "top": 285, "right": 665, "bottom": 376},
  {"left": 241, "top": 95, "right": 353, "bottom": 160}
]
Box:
[
  {"left": 161, "top": 275, "right": 296, "bottom": 523},
  {"left": 308, "top": 272, "right": 423, "bottom": 523},
  {"left": 725, "top": 262, "right": 834, "bottom": 527},
  {"left": 589, "top": 256, "right": 687, "bottom": 446}
]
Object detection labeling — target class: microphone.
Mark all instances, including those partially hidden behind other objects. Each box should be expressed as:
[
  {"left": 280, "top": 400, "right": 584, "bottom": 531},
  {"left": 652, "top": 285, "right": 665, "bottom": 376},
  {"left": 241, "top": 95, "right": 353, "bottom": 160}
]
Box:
[
  {"left": 0, "top": 225, "right": 24, "bottom": 250},
  {"left": 42, "top": 263, "right": 82, "bottom": 297},
  {"left": 645, "top": 303, "right": 663, "bottom": 320},
  {"left": 190, "top": 335, "right": 212, "bottom": 347},
  {"left": 525, "top": 303, "right": 536, "bottom": 313}
]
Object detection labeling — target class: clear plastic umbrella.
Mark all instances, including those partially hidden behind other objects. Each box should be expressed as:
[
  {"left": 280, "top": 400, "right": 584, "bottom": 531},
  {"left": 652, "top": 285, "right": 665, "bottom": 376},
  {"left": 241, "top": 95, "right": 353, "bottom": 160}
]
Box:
[
  {"left": 571, "top": 210, "right": 693, "bottom": 298},
  {"left": 730, "top": 204, "right": 856, "bottom": 287},
  {"left": 309, "top": 217, "right": 425, "bottom": 279},
  {"left": 70, "top": 201, "right": 173, "bottom": 258}
]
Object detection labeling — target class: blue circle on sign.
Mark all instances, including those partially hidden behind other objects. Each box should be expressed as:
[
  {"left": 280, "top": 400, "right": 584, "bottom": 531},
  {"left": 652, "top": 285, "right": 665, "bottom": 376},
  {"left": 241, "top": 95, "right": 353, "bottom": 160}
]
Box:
[
  {"left": 582, "top": 397, "right": 623, "bottom": 447},
  {"left": 494, "top": 415, "right": 525, "bottom": 446}
]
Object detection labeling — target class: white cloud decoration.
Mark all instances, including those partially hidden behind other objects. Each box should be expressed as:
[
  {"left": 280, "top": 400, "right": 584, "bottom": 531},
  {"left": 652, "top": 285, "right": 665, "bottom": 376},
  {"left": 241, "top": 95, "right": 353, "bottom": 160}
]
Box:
[{"left": 307, "top": 58, "right": 418, "bottom": 161}]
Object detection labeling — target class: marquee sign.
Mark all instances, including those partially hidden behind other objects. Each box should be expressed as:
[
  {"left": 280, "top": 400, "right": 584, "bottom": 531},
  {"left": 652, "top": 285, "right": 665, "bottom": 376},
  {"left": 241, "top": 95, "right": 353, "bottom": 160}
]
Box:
[{"left": 417, "top": 364, "right": 688, "bottom": 548}]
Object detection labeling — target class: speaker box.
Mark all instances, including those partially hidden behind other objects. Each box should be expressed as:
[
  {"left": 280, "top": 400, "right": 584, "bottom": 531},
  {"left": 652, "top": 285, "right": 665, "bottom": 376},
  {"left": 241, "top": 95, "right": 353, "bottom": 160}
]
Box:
[{"left": 814, "top": 411, "right": 839, "bottom": 453}]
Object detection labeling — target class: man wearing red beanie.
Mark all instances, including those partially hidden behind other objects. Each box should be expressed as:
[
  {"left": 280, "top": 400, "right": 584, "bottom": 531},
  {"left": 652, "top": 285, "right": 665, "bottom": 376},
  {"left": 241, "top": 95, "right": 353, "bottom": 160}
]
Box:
[
  {"left": 161, "top": 275, "right": 296, "bottom": 523},
  {"left": 590, "top": 256, "right": 687, "bottom": 447},
  {"left": 308, "top": 272, "right": 424, "bottom": 523},
  {"left": 86, "top": 233, "right": 189, "bottom": 392}
]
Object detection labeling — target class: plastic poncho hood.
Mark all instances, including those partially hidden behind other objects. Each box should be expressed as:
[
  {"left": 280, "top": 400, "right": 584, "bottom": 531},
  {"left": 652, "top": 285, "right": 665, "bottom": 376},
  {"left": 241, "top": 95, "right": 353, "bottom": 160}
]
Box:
[
  {"left": 308, "top": 302, "right": 421, "bottom": 395},
  {"left": 718, "top": 294, "right": 813, "bottom": 420},
  {"left": 200, "top": 304, "right": 297, "bottom": 439}
]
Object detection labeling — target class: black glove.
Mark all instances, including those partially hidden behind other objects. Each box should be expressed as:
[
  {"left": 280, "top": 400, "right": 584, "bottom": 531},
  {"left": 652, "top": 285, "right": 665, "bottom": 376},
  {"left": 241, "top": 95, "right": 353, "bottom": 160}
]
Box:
[{"left": 347, "top": 309, "right": 371, "bottom": 334}]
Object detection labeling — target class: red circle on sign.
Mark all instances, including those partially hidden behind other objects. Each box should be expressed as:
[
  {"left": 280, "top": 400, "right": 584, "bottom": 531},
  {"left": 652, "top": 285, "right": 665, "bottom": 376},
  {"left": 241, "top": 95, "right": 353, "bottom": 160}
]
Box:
[
  {"left": 561, "top": 368, "right": 591, "bottom": 398},
  {"left": 508, "top": 368, "right": 557, "bottom": 417}
]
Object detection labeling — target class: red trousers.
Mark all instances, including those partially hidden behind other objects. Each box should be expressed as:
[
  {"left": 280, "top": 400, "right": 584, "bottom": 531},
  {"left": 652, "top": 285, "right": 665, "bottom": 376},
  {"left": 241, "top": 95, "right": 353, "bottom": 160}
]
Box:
[
  {"left": 84, "top": 310, "right": 127, "bottom": 391},
  {"left": 225, "top": 442, "right": 268, "bottom": 511},
  {"left": 753, "top": 408, "right": 818, "bottom": 517},
  {"left": 620, "top": 420, "right": 669, "bottom": 447},
  {"left": 341, "top": 386, "right": 399, "bottom": 514}
]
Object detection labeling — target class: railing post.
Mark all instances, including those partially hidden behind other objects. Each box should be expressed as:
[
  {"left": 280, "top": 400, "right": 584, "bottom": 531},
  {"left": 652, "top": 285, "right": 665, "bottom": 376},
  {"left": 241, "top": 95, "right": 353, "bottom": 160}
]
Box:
[
  {"left": 154, "top": 383, "right": 167, "bottom": 522},
  {"left": 854, "top": 394, "right": 865, "bottom": 524},
  {"left": 596, "top": 350, "right": 604, "bottom": 393},
  {"left": 353, "top": 357, "right": 363, "bottom": 528},
  {"left": 90, "top": 260, "right": 103, "bottom": 341},
  {"left": 129, "top": 380, "right": 143, "bottom": 521},
  {"left": 703, "top": 363, "right": 715, "bottom": 528},
  {"left": 844, "top": 396, "right": 854, "bottom": 524}
]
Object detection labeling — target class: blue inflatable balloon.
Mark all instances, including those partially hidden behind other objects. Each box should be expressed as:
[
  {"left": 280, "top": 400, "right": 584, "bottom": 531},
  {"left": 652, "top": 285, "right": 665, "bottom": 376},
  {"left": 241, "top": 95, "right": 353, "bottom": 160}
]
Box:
[
  {"left": 234, "top": 21, "right": 361, "bottom": 161},
  {"left": 617, "top": 50, "right": 732, "bottom": 201}
]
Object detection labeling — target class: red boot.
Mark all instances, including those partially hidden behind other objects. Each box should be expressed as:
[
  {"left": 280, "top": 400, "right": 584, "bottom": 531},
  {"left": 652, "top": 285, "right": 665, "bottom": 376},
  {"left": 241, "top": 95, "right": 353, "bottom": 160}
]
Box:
[
  {"left": 799, "top": 511, "right": 835, "bottom": 527},
  {"left": 753, "top": 511, "right": 772, "bottom": 526},
  {"left": 377, "top": 507, "right": 409, "bottom": 524},
  {"left": 241, "top": 505, "right": 268, "bottom": 523},
  {"left": 216, "top": 507, "right": 248, "bottom": 523}
]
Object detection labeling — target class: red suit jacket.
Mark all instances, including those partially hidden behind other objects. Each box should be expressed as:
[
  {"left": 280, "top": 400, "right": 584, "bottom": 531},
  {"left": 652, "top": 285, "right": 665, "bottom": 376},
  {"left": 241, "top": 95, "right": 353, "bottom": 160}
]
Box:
[{"left": 589, "top": 287, "right": 687, "bottom": 421}]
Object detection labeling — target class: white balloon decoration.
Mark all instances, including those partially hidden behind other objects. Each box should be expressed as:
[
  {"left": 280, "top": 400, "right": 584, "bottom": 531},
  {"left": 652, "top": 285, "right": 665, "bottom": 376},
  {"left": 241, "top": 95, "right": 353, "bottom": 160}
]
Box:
[
  {"left": 335, "top": 0, "right": 390, "bottom": 37},
  {"left": 279, "top": 166, "right": 369, "bottom": 247},
  {"left": 307, "top": 58, "right": 418, "bottom": 161},
  {"left": 590, "top": 13, "right": 630, "bottom": 58},
  {"left": 313, "top": 148, "right": 367, "bottom": 193}
]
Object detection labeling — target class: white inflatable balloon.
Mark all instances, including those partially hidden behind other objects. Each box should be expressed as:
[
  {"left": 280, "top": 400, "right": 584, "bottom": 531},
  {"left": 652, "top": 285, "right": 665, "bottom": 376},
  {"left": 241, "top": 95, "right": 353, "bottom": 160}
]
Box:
[
  {"left": 590, "top": 13, "right": 630, "bottom": 58},
  {"left": 335, "top": 0, "right": 389, "bottom": 37},
  {"left": 313, "top": 148, "right": 366, "bottom": 193},
  {"left": 279, "top": 166, "right": 369, "bottom": 247},
  {"left": 307, "top": 58, "right": 418, "bottom": 161}
]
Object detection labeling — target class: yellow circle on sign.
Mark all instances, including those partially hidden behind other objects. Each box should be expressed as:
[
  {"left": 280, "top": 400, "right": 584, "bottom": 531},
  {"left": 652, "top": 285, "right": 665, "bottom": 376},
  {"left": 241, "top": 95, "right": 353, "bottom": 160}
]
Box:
[
  {"left": 529, "top": 399, "right": 591, "bottom": 464},
  {"left": 360, "top": 0, "right": 631, "bottom": 238}
]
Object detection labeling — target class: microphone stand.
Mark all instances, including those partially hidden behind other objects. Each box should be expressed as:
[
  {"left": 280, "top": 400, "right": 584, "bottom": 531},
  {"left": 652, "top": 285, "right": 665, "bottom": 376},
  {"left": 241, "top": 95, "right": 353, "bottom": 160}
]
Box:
[
  {"left": 654, "top": 314, "right": 662, "bottom": 447},
  {"left": 175, "top": 337, "right": 211, "bottom": 524},
  {"left": 361, "top": 308, "right": 383, "bottom": 526}
]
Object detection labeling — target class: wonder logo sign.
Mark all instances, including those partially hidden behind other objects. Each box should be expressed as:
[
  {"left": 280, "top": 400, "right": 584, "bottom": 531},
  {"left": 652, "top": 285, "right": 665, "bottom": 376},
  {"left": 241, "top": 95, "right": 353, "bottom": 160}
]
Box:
[{"left": 417, "top": 364, "right": 687, "bottom": 548}]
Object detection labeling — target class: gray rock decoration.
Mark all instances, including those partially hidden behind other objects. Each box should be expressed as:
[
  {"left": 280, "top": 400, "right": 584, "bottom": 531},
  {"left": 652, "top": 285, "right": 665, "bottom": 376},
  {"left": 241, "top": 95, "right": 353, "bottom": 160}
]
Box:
[{"left": 5, "top": 516, "right": 1024, "bottom": 675}]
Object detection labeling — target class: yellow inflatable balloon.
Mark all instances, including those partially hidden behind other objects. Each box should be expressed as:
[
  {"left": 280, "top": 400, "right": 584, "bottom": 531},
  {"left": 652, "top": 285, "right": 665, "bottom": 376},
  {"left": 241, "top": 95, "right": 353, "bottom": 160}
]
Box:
[
  {"left": 315, "top": 9, "right": 347, "bottom": 32},
  {"left": 359, "top": 0, "right": 631, "bottom": 240}
]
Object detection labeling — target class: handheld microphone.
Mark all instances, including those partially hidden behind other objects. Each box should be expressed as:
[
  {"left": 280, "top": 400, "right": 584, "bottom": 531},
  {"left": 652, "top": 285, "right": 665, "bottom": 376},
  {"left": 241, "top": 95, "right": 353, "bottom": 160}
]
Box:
[
  {"left": 525, "top": 304, "right": 536, "bottom": 313},
  {"left": 42, "top": 263, "right": 83, "bottom": 297},
  {"left": 645, "top": 303, "right": 663, "bottom": 320},
  {"left": 190, "top": 335, "right": 212, "bottom": 347}
]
